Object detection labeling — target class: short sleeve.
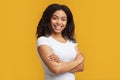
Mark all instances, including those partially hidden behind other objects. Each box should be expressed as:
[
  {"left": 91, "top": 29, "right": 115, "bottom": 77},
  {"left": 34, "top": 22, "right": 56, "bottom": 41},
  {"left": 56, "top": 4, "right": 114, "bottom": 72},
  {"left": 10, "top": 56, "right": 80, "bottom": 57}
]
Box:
[
  {"left": 36, "top": 36, "right": 49, "bottom": 48},
  {"left": 69, "top": 40, "right": 78, "bottom": 47},
  {"left": 73, "top": 42, "right": 78, "bottom": 47}
]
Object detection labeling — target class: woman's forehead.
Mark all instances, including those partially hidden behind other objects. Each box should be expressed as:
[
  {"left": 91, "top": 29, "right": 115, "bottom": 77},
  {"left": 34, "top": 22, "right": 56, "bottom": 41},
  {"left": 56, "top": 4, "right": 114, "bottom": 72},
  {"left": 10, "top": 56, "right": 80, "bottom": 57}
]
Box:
[{"left": 52, "top": 10, "right": 67, "bottom": 18}]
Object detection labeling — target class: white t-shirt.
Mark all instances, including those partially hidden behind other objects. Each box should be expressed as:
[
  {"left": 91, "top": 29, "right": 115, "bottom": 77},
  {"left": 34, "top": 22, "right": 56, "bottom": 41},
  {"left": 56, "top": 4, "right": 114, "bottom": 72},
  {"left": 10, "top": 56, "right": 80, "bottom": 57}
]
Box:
[{"left": 37, "top": 36, "right": 77, "bottom": 80}]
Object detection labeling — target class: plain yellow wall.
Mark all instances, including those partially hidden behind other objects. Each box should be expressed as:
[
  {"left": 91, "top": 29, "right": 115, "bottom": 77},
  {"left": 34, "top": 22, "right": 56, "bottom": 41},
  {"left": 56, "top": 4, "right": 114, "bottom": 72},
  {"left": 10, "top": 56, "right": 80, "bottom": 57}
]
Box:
[{"left": 0, "top": 0, "right": 120, "bottom": 80}]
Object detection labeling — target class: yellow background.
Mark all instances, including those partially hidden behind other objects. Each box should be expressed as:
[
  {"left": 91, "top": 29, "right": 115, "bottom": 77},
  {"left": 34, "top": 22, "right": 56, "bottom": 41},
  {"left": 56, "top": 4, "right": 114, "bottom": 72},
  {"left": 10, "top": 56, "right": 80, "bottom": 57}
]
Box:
[{"left": 0, "top": 0, "right": 120, "bottom": 80}]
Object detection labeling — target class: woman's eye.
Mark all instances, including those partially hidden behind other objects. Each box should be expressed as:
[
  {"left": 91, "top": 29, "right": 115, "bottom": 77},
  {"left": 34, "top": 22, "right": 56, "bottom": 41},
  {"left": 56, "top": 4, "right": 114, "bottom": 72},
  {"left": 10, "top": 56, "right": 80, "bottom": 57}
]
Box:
[
  {"left": 52, "top": 17, "right": 57, "bottom": 20},
  {"left": 62, "top": 19, "right": 66, "bottom": 21}
]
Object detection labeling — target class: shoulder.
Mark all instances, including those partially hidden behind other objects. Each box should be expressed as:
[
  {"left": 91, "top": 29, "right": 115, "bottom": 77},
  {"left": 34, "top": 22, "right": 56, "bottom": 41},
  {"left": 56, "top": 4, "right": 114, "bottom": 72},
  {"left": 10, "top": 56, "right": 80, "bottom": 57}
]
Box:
[
  {"left": 68, "top": 40, "right": 78, "bottom": 47},
  {"left": 37, "top": 36, "right": 50, "bottom": 47},
  {"left": 37, "top": 36, "right": 49, "bottom": 41}
]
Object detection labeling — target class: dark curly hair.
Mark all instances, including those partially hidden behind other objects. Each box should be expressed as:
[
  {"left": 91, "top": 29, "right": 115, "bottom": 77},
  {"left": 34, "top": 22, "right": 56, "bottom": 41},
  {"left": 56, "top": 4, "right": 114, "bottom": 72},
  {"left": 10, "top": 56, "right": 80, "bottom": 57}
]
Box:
[{"left": 36, "top": 4, "right": 76, "bottom": 42}]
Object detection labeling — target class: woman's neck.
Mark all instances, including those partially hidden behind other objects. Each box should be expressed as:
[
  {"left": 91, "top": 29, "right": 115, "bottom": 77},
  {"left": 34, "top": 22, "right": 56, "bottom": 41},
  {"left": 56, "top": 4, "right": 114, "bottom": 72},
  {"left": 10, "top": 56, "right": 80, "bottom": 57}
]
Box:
[
  {"left": 51, "top": 33, "right": 62, "bottom": 38},
  {"left": 50, "top": 33, "right": 67, "bottom": 43}
]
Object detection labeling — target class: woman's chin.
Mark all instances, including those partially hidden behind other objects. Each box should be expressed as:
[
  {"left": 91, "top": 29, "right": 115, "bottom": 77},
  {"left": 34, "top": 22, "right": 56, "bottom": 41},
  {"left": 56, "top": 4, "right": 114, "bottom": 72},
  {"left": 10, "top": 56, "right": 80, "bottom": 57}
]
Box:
[{"left": 53, "top": 30, "right": 62, "bottom": 34}]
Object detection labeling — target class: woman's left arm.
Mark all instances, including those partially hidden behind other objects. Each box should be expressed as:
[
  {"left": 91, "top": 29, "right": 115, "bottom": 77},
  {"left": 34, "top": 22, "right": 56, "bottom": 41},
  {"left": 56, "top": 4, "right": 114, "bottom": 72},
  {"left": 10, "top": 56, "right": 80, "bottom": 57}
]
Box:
[{"left": 69, "top": 45, "right": 84, "bottom": 73}]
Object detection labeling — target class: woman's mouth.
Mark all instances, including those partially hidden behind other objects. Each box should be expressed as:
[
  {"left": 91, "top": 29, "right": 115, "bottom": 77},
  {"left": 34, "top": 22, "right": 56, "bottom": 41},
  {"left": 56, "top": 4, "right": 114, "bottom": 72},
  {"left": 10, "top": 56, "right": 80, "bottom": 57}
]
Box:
[{"left": 54, "top": 25, "right": 63, "bottom": 30}]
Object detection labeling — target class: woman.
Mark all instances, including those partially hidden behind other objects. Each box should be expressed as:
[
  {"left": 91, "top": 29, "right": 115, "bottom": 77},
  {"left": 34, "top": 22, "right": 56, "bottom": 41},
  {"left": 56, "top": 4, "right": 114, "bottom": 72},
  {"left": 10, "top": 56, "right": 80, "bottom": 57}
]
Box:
[{"left": 36, "top": 4, "right": 84, "bottom": 80}]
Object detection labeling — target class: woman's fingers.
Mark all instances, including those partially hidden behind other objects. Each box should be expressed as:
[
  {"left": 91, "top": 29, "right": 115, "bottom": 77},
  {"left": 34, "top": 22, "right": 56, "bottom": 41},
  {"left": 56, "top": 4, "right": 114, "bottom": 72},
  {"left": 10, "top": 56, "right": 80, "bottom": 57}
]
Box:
[
  {"left": 48, "top": 54, "right": 60, "bottom": 62},
  {"left": 51, "top": 55, "right": 60, "bottom": 62}
]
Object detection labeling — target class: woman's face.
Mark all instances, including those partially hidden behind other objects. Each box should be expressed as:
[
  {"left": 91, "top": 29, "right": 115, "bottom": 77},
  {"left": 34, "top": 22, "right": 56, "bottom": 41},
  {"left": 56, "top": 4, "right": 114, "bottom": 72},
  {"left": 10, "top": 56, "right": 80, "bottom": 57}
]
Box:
[{"left": 50, "top": 10, "right": 67, "bottom": 34}]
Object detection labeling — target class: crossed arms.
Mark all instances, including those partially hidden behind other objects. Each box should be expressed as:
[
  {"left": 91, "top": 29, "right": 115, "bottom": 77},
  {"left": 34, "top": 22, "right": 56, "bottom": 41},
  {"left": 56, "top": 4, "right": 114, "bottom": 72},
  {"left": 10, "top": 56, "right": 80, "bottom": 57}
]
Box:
[{"left": 37, "top": 45, "right": 84, "bottom": 74}]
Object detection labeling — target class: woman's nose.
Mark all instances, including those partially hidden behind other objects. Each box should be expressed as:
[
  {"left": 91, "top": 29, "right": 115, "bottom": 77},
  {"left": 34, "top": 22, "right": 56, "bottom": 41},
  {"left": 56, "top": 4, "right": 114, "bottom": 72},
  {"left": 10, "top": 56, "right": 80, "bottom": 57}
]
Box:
[{"left": 57, "top": 19, "right": 62, "bottom": 24}]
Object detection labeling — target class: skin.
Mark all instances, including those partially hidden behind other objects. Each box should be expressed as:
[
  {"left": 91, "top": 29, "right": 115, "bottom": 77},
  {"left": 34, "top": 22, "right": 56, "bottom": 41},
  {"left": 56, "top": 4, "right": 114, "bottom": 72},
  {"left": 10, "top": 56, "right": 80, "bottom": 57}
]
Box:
[
  {"left": 37, "top": 10, "right": 84, "bottom": 74},
  {"left": 48, "top": 45, "right": 84, "bottom": 73}
]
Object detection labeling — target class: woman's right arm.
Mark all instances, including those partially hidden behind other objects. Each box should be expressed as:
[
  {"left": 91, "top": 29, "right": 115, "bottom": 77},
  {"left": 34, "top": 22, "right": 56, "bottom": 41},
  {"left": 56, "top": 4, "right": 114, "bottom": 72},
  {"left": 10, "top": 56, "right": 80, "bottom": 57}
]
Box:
[{"left": 37, "top": 45, "right": 84, "bottom": 74}]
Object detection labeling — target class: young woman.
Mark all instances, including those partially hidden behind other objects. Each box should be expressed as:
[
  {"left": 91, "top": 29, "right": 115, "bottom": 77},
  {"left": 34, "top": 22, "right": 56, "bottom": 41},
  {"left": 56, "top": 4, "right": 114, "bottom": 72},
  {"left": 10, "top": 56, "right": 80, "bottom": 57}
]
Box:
[{"left": 36, "top": 4, "right": 84, "bottom": 80}]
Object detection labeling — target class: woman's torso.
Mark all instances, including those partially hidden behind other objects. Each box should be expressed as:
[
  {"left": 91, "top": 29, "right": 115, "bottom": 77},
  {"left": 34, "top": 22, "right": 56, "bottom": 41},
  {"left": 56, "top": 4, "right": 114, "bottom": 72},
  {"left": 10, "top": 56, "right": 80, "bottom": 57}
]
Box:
[{"left": 37, "top": 36, "right": 77, "bottom": 80}]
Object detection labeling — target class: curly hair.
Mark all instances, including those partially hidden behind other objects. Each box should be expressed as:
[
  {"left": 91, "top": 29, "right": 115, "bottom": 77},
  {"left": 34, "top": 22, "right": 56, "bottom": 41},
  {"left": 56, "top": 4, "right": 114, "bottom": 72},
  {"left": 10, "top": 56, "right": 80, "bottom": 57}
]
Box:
[{"left": 36, "top": 4, "right": 76, "bottom": 42}]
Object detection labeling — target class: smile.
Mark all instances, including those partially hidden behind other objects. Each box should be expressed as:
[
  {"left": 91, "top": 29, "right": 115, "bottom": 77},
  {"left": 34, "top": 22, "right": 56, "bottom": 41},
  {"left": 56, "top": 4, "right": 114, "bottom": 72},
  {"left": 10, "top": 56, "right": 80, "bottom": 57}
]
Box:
[{"left": 54, "top": 25, "right": 63, "bottom": 30}]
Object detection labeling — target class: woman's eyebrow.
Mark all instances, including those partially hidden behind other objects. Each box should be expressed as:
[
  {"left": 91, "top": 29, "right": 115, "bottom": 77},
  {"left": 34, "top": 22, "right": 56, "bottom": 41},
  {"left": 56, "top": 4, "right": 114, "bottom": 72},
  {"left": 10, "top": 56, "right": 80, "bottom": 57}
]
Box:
[
  {"left": 52, "top": 15, "right": 67, "bottom": 18},
  {"left": 52, "top": 15, "right": 58, "bottom": 17},
  {"left": 61, "top": 16, "right": 67, "bottom": 19}
]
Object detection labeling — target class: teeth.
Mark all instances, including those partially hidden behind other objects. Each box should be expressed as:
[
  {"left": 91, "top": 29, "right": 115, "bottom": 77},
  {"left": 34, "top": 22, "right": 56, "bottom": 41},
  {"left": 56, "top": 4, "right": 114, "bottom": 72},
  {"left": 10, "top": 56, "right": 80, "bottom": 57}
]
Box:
[{"left": 54, "top": 25, "right": 61, "bottom": 30}]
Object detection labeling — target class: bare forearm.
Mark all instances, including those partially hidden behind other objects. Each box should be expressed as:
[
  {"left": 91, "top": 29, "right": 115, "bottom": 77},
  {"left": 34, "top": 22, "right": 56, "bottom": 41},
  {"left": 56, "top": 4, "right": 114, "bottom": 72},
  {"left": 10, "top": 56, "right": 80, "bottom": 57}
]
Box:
[
  {"left": 54, "top": 60, "right": 80, "bottom": 74},
  {"left": 70, "top": 61, "right": 84, "bottom": 73},
  {"left": 47, "top": 54, "right": 84, "bottom": 74},
  {"left": 38, "top": 45, "right": 84, "bottom": 75}
]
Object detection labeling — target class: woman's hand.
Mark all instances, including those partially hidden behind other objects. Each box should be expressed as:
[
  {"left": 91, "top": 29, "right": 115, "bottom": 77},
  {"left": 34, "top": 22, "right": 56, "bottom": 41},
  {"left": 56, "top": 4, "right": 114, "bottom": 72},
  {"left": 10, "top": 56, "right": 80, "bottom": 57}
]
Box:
[
  {"left": 69, "top": 44, "right": 85, "bottom": 73},
  {"left": 69, "top": 54, "right": 84, "bottom": 73},
  {"left": 70, "top": 61, "right": 84, "bottom": 73},
  {"left": 76, "top": 61, "right": 84, "bottom": 72},
  {"left": 48, "top": 54, "right": 61, "bottom": 63}
]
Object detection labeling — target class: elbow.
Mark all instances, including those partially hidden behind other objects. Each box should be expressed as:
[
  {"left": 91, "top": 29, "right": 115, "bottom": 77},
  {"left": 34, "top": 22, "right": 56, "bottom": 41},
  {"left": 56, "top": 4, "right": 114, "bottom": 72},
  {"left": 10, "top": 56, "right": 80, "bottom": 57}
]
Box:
[
  {"left": 79, "top": 68, "right": 84, "bottom": 72},
  {"left": 50, "top": 67, "right": 63, "bottom": 74},
  {"left": 80, "top": 69, "right": 84, "bottom": 72},
  {"left": 53, "top": 70, "right": 61, "bottom": 74}
]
